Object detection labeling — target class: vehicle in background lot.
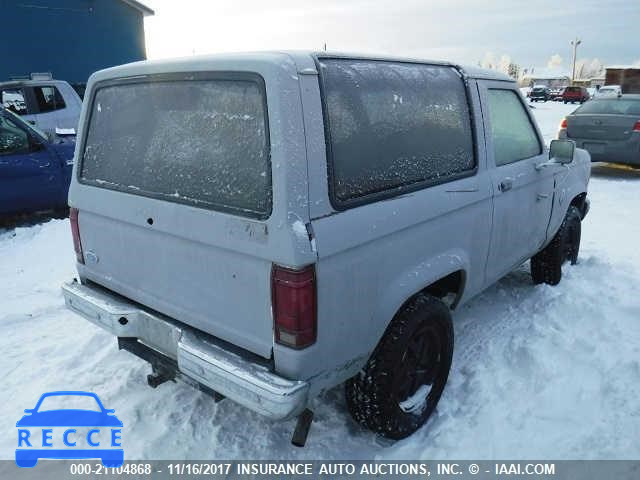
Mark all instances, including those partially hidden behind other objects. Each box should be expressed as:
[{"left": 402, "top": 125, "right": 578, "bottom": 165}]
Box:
[
  {"left": 562, "top": 86, "right": 590, "bottom": 104},
  {"left": 61, "top": 52, "right": 590, "bottom": 445},
  {"left": 550, "top": 87, "right": 565, "bottom": 101},
  {"left": 594, "top": 85, "right": 622, "bottom": 98},
  {"left": 530, "top": 86, "right": 551, "bottom": 102},
  {"left": 0, "top": 78, "right": 81, "bottom": 136},
  {"left": 0, "top": 107, "right": 75, "bottom": 217},
  {"left": 558, "top": 94, "right": 640, "bottom": 168}
]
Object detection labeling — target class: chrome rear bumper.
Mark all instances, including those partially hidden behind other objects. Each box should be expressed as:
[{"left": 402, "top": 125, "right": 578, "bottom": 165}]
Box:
[{"left": 62, "top": 280, "right": 309, "bottom": 420}]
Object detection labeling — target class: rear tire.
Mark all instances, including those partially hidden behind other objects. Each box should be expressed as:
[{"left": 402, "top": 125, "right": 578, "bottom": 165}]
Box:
[
  {"left": 531, "top": 206, "right": 581, "bottom": 285},
  {"left": 345, "top": 294, "right": 454, "bottom": 440}
]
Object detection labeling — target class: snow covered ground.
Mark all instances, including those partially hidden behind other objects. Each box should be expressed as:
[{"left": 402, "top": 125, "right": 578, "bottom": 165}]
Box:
[{"left": 2, "top": 100, "right": 639, "bottom": 460}]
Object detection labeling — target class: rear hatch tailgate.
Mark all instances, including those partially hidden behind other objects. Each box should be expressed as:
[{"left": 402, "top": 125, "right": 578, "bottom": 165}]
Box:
[{"left": 69, "top": 56, "right": 315, "bottom": 359}]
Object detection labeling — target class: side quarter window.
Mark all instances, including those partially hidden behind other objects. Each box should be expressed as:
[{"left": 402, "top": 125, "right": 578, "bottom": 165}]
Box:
[
  {"left": 487, "top": 89, "right": 541, "bottom": 166},
  {"left": 320, "top": 59, "right": 476, "bottom": 208},
  {"left": 33, "top": 86, "right": 67, "bottom": 113}
]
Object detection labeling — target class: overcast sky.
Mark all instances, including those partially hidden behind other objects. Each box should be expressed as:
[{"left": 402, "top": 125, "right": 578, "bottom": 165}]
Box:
[{"left": 142, "top": 0, "right": 640, "bottom": 71}]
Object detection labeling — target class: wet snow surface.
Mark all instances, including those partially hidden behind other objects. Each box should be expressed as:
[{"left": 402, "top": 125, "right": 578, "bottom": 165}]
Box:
[{"left": 2, "top": 101, "right": 639, "bottom": 459}]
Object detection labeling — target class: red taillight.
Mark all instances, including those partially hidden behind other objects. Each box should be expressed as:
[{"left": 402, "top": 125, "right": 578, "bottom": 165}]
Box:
[
  {"left": 272, "top": 264, "right": 316, "bottom": 349},
  {"left": 633, "top": 120, "right": 640, "bottom": 132},
  {"left": 559, "top": 118, "right": 568, "bottom": 129},
  {"left": 69, "top": 207, "right": 84, "bottom": 264}
]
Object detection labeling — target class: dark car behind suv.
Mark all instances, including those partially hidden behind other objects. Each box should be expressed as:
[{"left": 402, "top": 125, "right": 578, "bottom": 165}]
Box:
[
  {"left": 530, "top": 86, "right": 551, "bottom": 102},
  {"left": 562, "top": 86, "right": 589, "bottom": 104}
]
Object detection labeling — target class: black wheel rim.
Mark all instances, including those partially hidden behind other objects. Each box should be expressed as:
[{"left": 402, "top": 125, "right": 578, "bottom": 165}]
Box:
[{"left": 393, "top": 322, "right": 447, "bottom": 413}]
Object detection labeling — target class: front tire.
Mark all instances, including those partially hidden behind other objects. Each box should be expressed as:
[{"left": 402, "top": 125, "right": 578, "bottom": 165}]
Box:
[
  {"left": 345, "top": 294, "right": 454, "bottom": 439},
  {"left": 531, "top": 206, "right": 582, "bottom": 285}
]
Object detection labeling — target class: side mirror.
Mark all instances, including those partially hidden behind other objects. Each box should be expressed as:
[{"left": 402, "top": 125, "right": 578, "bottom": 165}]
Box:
[
  {"left": 28, "top": 134, "right": 45, "bottom": 151},
  {"left": 549, "top": 139, "right": 575, "bottom": 164}
]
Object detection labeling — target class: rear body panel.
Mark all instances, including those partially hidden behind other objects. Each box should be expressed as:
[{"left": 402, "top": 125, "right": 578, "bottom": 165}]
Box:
[
  {"left": 69, "top": 54, "right": 316, "bottom": 359},
  {"left": 276, "top": 59, "right": 495, "bottom": 387}
]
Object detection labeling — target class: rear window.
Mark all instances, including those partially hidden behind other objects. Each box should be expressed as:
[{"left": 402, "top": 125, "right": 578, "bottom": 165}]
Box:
[
  {"left": 319, "top": 59, "right": 475, "bottom": 207},
  {"left": 565, "top": 87, "right": 581, "bottom": 93},
  {"left": 80, "top": 74, "right": 271, "bottom": 219},
  {"left": 575, "top": 98, "right": 640, "bottom": 115}
]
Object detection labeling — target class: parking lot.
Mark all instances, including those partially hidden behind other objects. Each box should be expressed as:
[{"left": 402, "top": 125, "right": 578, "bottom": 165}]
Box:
[{"left": 1, "top": 99, "right": 639, "bottom": 460}]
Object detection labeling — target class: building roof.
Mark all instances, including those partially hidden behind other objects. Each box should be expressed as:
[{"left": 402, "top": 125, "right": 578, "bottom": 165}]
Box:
[
  {"left": 521, "top": 66, "right": 571, "bottom": 80},
  {"left": 606, "top": 65, "right": 640, "bottom": 70},
  {"left": 120, "top": 0, "right": 154, "bottom": 16}
]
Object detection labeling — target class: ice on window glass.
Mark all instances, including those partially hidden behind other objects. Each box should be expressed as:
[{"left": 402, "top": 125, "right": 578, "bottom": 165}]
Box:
[
  {"left": 321, "top": 59, "right": 475, "bottom": 202},
  {"left": 81, "top": 79, "right": 271, "bottom": 218}
]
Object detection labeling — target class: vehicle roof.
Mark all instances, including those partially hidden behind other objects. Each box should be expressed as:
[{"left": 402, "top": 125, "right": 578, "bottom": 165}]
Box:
[
  {"left": 314, "top": 51, "right": 513, "bottom": 81},
  {"left": 88, "top": 50, "right": 515, "bottom": 83},
  {"left": 0, "top": 79, "right": 69, "bottom": 88},
  {"left": 591, "top": 94, "right": 640, "bottom": 100}
]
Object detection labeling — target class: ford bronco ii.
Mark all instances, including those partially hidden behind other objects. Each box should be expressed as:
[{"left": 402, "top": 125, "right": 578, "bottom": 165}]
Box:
[{"left": 62, "top": 52, "right": 590, "bottom": 444}]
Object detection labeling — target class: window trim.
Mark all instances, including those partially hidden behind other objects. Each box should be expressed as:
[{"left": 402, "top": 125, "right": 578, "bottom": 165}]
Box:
[
  {"left": 77, "top": 71, "right": 273, "bottom": 221},
  {"left": 487, "top": 87, "right": 543, "bottom": 167},
  {"left": 315, "top": 56, "right": 479, "bottom": 211}
]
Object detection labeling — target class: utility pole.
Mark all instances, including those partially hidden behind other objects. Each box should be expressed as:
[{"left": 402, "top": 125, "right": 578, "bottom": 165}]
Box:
[{"left": 570, "top": 37, "right": 581, "bottom": 84}]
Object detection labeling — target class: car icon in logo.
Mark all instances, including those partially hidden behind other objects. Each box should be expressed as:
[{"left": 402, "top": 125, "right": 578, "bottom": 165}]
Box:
[{"left": 16, "top": 391, "right": 123, "bottom": 468}]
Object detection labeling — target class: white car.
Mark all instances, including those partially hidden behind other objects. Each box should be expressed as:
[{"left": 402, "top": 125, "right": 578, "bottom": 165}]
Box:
[{"left": 594, "top": 85, "right": 622, "bottom": 98}]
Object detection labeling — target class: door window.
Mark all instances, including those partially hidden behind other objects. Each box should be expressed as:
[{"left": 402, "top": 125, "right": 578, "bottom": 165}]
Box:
[
  {"left": 0, "top": 115, "right": 30, "bottom": 154},
  {"left": 487, "top": 89, "right": 541, "bottom": 166},
  {"left": 33, "top": 86, "right": 66, "bottom": 112}
]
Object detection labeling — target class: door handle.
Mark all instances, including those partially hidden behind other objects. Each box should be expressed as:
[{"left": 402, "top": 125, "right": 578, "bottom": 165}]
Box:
[
  {"left": 39, "top": 162, "right": 51, "bottom": 168},
  {"left": 498, "top": 178, "right": 513, "bottom": 192},
  {"left": 537, "top": 193, "right": 550, "bottom": 201}
]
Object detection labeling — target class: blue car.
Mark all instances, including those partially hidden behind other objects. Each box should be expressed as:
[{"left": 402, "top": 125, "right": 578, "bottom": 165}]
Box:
[
  {"left": 0, "top": 107, "right": 74, "bottom": 217},
  {"left": 16, "top": 391, "right": 123, "bottom": 468}
]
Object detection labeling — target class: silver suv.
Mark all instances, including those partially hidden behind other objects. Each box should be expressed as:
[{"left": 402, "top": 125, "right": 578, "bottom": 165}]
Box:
[
  {"left": 62, "top": 52, "right": 590, "bottom": 445},
  {"left": 0, "top": 78, "right": 81, "bottom": 135}
]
